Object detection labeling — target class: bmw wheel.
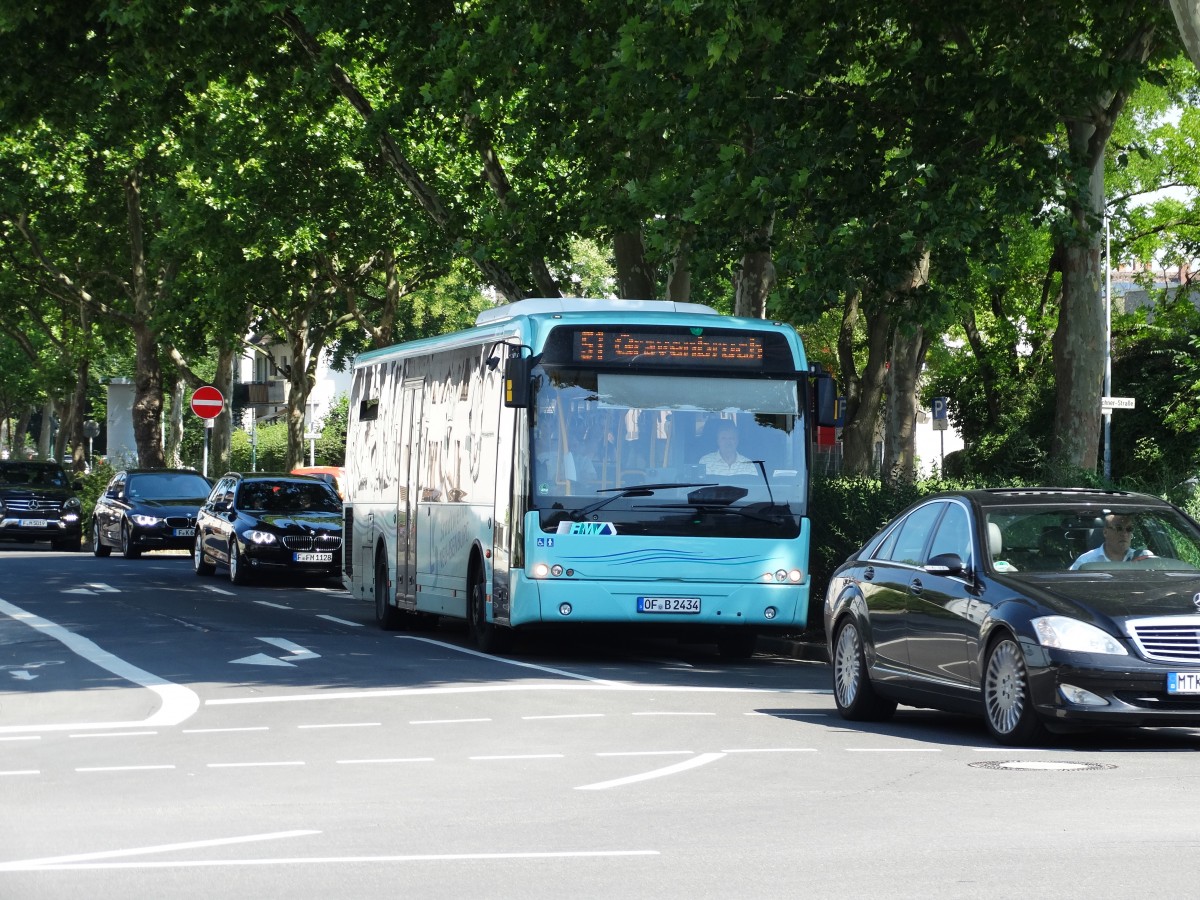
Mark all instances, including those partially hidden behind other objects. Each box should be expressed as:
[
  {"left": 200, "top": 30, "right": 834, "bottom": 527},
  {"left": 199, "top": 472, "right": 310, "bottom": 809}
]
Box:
[
  {"left": 193, "top": 533, "right": 214, "bottom": 576},
  {"left": 92, "top": 521, "right": 111, "bottom": 557},
  {"left": 228, "top": 540, "right": 250, "bottom": 585},
  {"left": 121, "top": 522, "right": 141, "bottom": 559}
]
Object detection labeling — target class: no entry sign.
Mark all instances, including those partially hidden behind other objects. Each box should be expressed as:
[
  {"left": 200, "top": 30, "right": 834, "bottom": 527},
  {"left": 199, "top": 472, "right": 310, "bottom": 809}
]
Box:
[{"left": 190, "top": 385, "right": 225, "bottom": 420}]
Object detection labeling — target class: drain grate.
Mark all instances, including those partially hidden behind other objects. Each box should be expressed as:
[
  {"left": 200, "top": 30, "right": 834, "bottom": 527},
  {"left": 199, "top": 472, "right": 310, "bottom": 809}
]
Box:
[{"left": 969, "top": 760, "right": 1116, "bottom": 772}]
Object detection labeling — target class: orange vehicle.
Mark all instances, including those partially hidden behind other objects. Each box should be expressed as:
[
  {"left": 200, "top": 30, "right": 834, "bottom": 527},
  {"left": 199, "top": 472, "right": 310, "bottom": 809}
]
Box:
[{"left": 291, "top": 465, "right": 346, "bottom": 500}]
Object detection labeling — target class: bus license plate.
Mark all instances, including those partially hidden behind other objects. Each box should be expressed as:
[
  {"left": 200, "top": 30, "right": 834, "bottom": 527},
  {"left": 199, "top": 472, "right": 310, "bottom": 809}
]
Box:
[
  {"left": 637, "top": 597, "right": 701, "bottom": 614},
  {"left": 294, "top": 551, "right": 333, "bottom": 563},
  {"left": 173, "top": 528, "right": 195, "bottom": 537},
  {"left": 19, "top": 519, "right": 48, "bottom": 528},
  {"left": 1167, "top": 672, "right": 1200, "bottom": 694}
]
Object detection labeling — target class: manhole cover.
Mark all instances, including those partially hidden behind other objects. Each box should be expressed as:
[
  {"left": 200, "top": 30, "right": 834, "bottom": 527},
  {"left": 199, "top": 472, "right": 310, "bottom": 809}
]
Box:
[{"left": 969, "top": 760, "right": 1116, "bottom": 772}]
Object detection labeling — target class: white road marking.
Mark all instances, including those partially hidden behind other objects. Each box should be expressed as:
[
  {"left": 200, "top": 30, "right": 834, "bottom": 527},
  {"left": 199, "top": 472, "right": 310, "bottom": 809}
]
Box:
[
  {"left": 297, "top": 722, "right": 380, "bottom": 730},
  {"left": 207, "top": 761, "right": 306, "bottom": 768},
  {"left": 410, "top": 718, "right": 492, "bottom": 725},
  {"left": 721, "top": 747, "right": 818, "bottom": 753},
  {"left": 596, "top": 750, "right": 693, "bottom": 757},
  {"left": 336, "top": 758, "right": 435, "bottom": 765},
  {"left": 846, "top": 748, "right": 942, "bottom": 753},
  {"left": 10, "top": 670, "right": 36, "bottom": 681},
  {"left": 183, "top": 727, "right": 270, "bottom": 734},
  {"left": 0, "top": 736, "right": 40, "bottom": 742},
  {"left": 0, "top": 849, "right": 658, "bottom": 872},
  {"left": 316, "top": 615, "right": 362, "bottom": 627},
  {"left": 0, "top": 830, "right": 319, "bottom": 871},
  {"left": 204, "top": 586, "right": 235, "bottom": 596},
  {"left": 69, "top": 731, "right": 158, "bottom": 739},
  {"left": 632, "top": 711, "right": 716, "bottom": 717},
  {"left": 576, "top": 752, "right": 726, "bottom": 791},
  {"left": 1, "top": 770, "right": 39, "bottom": 776},
  {"left": 744, "top": 711, "right": 829, "bottom": 717},
  {"left": 84, "top": 583, "right": 120, "bottom": 593},
  {"left": 402, "top": 636, "right": 626, "bottom": 686},
  {"left": 470, "top": 754, "right": 565, "bottom": 761},
  {"left": 254, "top": 601, "right": 292, "bottom": 610},
  {"left": 76, "top": 765, "right": 176, "bottom": 773},
  {"left": 205, "top": 682, "right": 814, "bottom": 706},
  {"left": 258, "top": 637, "right": 319, "bottom": 661},
  {"left": 0, "top": 599, "right": 199, "bottom": 734},
  {"left": 522, "top": 713, "right": 605, "bottom": 720},
  {"left": 230, "top": 653, "right": 295, "bottom": 667}
]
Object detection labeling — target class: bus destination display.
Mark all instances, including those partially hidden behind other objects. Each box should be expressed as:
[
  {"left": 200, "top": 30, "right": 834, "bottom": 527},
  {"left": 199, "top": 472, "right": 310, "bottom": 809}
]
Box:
[{"left": 572, "top": 328, "right": 764, "bottom": 368}]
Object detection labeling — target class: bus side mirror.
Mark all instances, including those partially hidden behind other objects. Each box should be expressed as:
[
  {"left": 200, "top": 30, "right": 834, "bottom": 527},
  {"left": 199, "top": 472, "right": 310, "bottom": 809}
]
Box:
[
  {"left": 504, "top": 356, "right": 533, "bottom": 408},
  {"left": 809, "top": 364, "right": 838, "bottom": 427}
]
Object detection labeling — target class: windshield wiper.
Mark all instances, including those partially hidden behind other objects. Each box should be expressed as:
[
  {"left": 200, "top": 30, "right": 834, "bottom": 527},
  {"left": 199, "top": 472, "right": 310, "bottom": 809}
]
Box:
[{"left": 568, "top": 482, "right": 718, "bottom": 521}]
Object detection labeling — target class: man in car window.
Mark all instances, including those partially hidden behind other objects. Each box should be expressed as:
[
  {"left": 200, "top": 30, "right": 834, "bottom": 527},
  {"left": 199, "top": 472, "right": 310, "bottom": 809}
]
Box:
[{"left": 1070, "top": 513, "right": 1156, "bottom": 568}]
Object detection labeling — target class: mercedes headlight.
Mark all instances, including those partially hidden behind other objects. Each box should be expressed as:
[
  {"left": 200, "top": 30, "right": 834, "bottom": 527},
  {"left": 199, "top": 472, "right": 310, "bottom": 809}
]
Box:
[
  {"left": 1032, "top": 616, "right": 1127, "bottom": 655},
  {"left": 64, "top": 497, "right": 82, "bottom": 511}
]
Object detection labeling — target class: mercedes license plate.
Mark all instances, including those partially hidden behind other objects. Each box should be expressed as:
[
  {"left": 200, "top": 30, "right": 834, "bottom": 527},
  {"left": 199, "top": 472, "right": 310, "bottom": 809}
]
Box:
[
  {"left": 173, "top": 527, "right": 195, "bottom": 537},
  {"left": 294, "top": 551, "right": 333, "bottom": 563},
  {"left": 637, "top": 597, "right": 701, "bottom": 614},
  {"left": 1167, "top": 672, "right": 1200, "bottom": 694},
  {"left": 18, "top": 519, "right": 48, "bottom": 528}
]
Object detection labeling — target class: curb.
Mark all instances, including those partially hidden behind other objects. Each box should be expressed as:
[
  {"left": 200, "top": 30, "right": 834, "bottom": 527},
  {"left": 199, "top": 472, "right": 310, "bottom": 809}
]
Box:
[{"left": 757, "top": 633, "right": 829, "bottom": 663}]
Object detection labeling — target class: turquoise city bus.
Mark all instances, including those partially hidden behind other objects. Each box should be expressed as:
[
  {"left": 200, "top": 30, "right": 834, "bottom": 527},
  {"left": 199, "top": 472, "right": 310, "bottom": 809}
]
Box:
[{"left": 342, "top": 297, "right": 828, "bottom": 656}]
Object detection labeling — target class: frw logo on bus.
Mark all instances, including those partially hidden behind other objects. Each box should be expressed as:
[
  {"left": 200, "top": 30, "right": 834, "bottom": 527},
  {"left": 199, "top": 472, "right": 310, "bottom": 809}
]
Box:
[{"left": 567, "top": 521, "right": 616, "bottom": 536}]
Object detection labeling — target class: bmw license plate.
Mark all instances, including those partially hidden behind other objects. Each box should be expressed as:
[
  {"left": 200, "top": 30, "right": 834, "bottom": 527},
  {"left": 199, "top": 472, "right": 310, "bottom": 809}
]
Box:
[
  {"left": 173, "top": 527, "right": 195, "bottom": 537},
  {"left": 294, "top": 551, "right": 333, "bottom": 563},
  {"left": 637, "top": 597, "right": 701, "bottom": 614},
  {"left": 1167, "top": 672, "right": 1200, "bottom": 694},
  {"left": 18, "top": 519, "right": 48, "bottom": 528}
]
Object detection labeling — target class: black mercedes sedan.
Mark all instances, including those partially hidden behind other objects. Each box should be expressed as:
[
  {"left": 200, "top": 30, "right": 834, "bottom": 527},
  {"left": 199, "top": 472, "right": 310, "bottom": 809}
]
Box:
[
  {"left": 823, "top": 488, "right": 1200, "bottom": 745},
  {"left": 193, "top": 472, "right": 343, "bottom": 585},
  {"left": 92, "top": 468, "right": 213, "bottom": 559}
]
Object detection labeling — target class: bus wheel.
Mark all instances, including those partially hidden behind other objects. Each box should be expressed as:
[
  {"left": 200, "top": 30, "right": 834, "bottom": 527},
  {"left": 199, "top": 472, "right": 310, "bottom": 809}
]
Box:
[
  {"left": 375, "top": 557, "right": 405, "bottom": 630},
  {"left": 468, "top": 578, "right": 511, "bottom": 654}
]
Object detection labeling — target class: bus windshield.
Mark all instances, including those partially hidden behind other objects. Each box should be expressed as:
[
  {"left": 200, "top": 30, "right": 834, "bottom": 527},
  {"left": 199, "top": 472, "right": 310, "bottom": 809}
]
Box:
[{"left": 529, "top": 367, "right": 806, "bottom": 538}]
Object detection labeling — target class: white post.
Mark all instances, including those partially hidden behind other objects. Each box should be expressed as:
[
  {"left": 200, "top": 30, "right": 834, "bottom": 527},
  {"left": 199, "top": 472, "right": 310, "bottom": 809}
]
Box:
[{"left": 1103, "top": 212, "right": 1113, "bottom": 482}]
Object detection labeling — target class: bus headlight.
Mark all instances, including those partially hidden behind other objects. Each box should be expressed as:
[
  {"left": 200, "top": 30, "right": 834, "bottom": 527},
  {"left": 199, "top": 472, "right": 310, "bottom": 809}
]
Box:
[{"left": 532, "top": 563, "right": 550, "bottom": 578}]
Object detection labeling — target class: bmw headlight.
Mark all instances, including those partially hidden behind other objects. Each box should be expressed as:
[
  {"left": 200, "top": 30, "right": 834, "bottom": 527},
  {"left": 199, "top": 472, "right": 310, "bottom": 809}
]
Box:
[
  {"left": 1032, "top": 616, "right": 1128, "bottom": 655},
  {"left": 245, "top": 530, "right": 278, "bottom": 545},
  {"left": 131, "top": 514, "right": 163, "bottom": 527}
]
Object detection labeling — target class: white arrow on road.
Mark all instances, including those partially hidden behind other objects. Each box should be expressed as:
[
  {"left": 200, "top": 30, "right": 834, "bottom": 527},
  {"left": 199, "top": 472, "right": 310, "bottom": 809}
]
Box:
[
  {"left": 62, "top": 583, "right": 120, "bottom": 595},
  {"left": 230, "top": 638, "right": 320, "bottom": 667},
  {"left": 10, "top": 670, "right": 36, "bottom": 681}
]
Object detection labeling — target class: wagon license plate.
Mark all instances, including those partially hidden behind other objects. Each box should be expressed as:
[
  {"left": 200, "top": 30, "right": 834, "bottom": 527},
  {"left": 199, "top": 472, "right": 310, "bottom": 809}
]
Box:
[
  {"left": 18, "top": 519, "right": 48, "bottom": 528},
  {"left": 1167, "top": 672, "right": 1200, "bottom": 694},
  {"left": 637, "top": 597, "right": 701, "bottom": 614},
  {"left": 173, "top": 527, "right": 195, "bottom": 537},
  {"left": 294, "top": 551, "right": 333, "bottom": 563}
]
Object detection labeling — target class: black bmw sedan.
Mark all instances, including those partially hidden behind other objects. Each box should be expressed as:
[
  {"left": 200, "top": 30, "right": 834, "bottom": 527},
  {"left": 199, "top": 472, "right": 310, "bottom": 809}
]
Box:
[
  {"left": 193, "top": 472, "right": 343, "bottom": 585},
  {"left": 824, "top": 488, "right": 1200, "bottom": 745},
  {"left": 92, "top": 468, "right": 213, "bottom": 559}
]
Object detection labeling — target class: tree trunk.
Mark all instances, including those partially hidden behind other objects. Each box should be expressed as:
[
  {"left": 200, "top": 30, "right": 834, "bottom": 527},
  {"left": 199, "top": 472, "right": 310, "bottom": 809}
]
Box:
[
  {"left": 613, "top": 231, "right": 656, "bottom": 299},
  {"left": 839, "top": 298, "right": 891, "bottom": 476},
  {"left": 666, "top": 240, "right": 691, "bottom": 303},
  {"left": 131, "top": 321, "right": 166, "bottom": 468},
  {"left": 165, "top": 375, "right": 184, "bottom": 468},
  {"left": 1050, "top": 25, "right": 1156, "bottom": 472},
  {"left": 733, "top": 217, "right": 775, "bottom": 318},
  {"left": 210, "top": 346, "right": 237, "bottom": 474},
  {"left": 882, "top": 323, "right": 931, "bottom": 485}
]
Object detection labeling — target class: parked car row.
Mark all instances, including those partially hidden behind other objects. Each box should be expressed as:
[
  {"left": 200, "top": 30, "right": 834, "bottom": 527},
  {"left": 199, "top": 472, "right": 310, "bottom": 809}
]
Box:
[{"left": 89, "top": 466, "right": 345, "bottom": 587}]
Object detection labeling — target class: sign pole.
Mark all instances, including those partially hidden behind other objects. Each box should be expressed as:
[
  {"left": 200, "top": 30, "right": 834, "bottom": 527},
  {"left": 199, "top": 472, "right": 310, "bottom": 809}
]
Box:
[
  {"left": 203, "top": 420, "right": 210, "bottom": 478},
  {"left": 1103, "top": 212, "right": 1113, "bottom": 481}
]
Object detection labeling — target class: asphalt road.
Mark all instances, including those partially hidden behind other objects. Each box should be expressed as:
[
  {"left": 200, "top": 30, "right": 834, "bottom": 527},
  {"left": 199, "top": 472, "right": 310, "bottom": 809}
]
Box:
[{"left": 2, "top": 544, "right": 1199, "bottom": 900}]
